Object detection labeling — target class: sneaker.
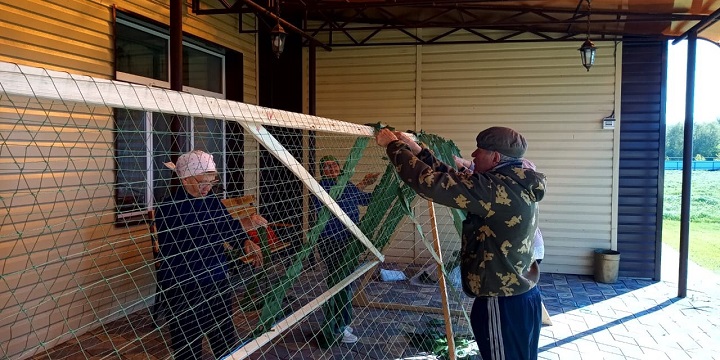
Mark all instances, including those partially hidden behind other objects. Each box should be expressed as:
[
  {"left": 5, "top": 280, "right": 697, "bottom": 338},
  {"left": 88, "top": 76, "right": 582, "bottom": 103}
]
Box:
[
  {"left": 344, "top": 326, "right": 353, "bottom": 334},
  {"left": 341, "top": 328, "right": 358, "bottom": 343}
]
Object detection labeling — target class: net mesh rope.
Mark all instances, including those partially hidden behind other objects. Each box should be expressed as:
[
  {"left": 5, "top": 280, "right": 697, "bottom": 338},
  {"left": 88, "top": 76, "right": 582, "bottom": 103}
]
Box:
[{"left": 0, "top": 62, "right": 476, "bottom": 360}]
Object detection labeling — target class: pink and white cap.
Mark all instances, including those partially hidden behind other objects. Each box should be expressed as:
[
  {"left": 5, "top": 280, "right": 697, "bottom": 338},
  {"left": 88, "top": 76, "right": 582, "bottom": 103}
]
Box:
[{"left": 164, "top": 150, "right": 217, "bottom": 179}]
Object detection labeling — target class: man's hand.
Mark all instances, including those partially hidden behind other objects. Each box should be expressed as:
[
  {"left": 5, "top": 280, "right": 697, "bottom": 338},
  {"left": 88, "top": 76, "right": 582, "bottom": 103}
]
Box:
[
  {"left": 375, "top": 128, "right": 398, "bottom": 148},
  {"left": 243, "top": 240, "right": 263, "bottom": 268},
  {"left": 453, "top": 155, "right": 472, "bottom": 169},
  {"left": 394, "top": 132, "right": 422, "bottom": 155},
  {"left": 376, "top": 129, "right": 422, "bottom": 155}
]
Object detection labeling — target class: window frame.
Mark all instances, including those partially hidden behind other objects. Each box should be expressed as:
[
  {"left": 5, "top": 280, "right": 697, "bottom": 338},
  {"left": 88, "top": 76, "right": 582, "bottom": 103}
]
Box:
[
  {"left": 114, "top": 14, "right": 231, "bottom": 223},
  {"left": 114, "top": 17, "right": 227, "bottom": 99}
]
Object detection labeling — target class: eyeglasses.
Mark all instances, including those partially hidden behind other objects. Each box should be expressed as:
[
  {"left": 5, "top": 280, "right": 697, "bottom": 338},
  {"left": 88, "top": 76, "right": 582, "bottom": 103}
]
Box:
[{"left": 191, "top": 176, "right": 219, "bottom": 188}]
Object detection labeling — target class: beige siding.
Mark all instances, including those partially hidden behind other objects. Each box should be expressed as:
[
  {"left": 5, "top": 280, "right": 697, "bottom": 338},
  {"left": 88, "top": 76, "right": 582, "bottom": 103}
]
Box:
[
  {"left": 0, "top": 0, "right": 257, "bottom": 102},
  {"left": 0, "top": 1, "right": 258, "bottom": 358},
  {"left": 312, "top": 28, "right": 619, "bottom": 274},
  {"left": 0, "top": 97, "right": 154, "bottom": 359},
  {"left": 421, "top": 39, "right": 618, "bottom": 275},
  {"left": 314, "top": 47, "right": 417, "bottom": 127},
  {"left": 311, "top": 39, "right": 421, "bottom": 263},
  {"left": 0, "top": 0, "right": 111, "bottom": 77}
]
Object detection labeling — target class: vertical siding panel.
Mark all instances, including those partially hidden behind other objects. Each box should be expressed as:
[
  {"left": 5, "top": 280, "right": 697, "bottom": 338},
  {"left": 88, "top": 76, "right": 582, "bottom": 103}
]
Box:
[{"left": 617, "top": 40, "right": 666, "bottom": 279}]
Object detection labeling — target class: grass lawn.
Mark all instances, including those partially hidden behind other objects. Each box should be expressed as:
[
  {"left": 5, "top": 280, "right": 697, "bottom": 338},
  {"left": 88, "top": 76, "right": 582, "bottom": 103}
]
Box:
[
  {"left": 663, "top": 170, "right": 720, "bottom": 273},
  {"left": 662, "top": 220, "right": 720, "bottom": 273}
]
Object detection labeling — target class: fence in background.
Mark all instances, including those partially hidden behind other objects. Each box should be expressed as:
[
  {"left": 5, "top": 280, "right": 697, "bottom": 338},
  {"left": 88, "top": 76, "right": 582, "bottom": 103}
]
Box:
[{"left": 664, "top": 161, "right": 720, "bottom": 171}]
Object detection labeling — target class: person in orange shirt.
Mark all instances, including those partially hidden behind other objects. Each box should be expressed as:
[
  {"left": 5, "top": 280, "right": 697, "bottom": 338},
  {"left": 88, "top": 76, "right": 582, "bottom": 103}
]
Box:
[{"left": 240, "top": 214, "right": 279, "bottom": 247}]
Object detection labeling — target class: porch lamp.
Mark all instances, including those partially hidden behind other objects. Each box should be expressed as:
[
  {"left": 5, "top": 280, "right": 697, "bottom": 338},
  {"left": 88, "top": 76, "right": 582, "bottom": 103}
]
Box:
[
  {"left": 578, "top": 0, "right": 596, "bottom": 71},
  {"left": 579, "top": 39, "right": 596, "bottom": 71},
  {"left": 269, "top": 0, "right": 286, "bottom": 58},
  {"left": 270, "top": 22, "right": 287, "bottom": 58}
]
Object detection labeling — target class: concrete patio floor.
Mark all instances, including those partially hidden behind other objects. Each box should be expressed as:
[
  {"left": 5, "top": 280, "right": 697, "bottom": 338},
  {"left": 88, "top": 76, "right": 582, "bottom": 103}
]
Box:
[{"left": 30, "top": 244, "right": 720, "bottom": 359}]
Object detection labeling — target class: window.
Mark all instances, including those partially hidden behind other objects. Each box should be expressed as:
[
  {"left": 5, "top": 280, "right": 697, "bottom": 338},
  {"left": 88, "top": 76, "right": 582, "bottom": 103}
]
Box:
[
  {"left": 114, "top": 13, "right": 239, "bottom": 222},
  {"left": 115, "top": 15, "right": 226, "bottom": 96}
]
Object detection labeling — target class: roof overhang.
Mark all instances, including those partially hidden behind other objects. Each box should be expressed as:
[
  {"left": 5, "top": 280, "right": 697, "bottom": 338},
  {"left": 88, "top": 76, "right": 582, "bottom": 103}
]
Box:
[{"left": 192, "top": 0, "right": 720, "bottom": 47}]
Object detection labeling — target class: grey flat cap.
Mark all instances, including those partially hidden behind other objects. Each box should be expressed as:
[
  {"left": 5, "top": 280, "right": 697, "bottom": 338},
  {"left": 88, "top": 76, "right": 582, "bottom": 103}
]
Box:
[{"left": 475, "top": 126, "right": 527, "bottom": 158}]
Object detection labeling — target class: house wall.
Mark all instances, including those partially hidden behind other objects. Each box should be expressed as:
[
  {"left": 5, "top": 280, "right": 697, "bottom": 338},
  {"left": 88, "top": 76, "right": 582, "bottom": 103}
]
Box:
[
  {"left": 309, "top": 28, "right": 621, "bottom": 275},
  {"left": 0, "top": 0, "right": 257, "bottom": 102},
  {"left": 0, "top": 1, "right": 257, "bottom": 358}
]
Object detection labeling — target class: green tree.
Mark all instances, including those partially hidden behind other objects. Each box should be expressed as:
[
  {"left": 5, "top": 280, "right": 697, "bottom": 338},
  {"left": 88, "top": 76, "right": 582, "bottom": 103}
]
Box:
[
  {"left": 717, "top": 118, "right": 720, "bottom": 158},
  {"left": 665, "top": 121, "right": 720, "bottom": 159},
  {"left": 665, "top": 123, "right": 684, "bottom": 158},
  {"left": 694, "top": 122, "right": 720, "bottom": 159}
]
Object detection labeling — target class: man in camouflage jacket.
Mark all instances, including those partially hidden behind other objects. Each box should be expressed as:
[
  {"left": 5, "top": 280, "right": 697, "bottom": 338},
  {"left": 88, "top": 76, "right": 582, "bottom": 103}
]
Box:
[{"left": 376, "top": 126, "right": 546, "bottom": 360}]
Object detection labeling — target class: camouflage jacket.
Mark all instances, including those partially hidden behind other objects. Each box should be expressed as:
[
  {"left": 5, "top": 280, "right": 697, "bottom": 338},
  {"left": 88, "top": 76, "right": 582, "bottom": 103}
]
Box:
[{"left": 386, "top": 141, "right": 546, "bottom": 297}]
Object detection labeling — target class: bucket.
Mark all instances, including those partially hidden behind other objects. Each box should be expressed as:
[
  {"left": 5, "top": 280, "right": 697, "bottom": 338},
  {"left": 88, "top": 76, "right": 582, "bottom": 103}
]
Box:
[{"left": 593, "top": 249, "right": 620, "bottom": 283}]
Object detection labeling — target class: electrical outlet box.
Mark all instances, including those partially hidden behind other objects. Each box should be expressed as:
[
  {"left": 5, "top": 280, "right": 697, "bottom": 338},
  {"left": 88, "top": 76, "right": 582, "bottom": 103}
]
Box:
[{"left": 602, "top": 117, "right": 615, "bottom": 130}]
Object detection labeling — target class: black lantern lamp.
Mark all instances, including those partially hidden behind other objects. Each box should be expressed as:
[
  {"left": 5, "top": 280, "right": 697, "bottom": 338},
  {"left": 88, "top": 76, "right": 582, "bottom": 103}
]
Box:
[
  {"left": 270, "top": 22, "right": 287, "bottom": 58},
  {"left": 578, "top": 0, "right": 596, "bottom": 71},
  {"left": 269, "top": 0, "right": 287, "bottom": 59},
  {"left": 579, "top": 39, "right": 596, "bottom": 71}
]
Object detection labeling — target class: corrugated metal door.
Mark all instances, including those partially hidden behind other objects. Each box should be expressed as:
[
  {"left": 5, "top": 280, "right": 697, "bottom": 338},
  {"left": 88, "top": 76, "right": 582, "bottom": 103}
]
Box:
[{"left": 617, "top": 40, "right": 666, "bottom": 279}]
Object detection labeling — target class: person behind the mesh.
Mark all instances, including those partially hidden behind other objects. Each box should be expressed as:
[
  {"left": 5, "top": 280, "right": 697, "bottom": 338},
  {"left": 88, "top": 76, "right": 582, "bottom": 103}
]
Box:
[
  {"left": 155, "top": 150, "right": 262, "bottom": 360},
  {"left": 376, "top": 127, "right": 546, "bottom": 360},
  {"left": 312, "top": 155, "right": 379, "bottom": 344}
]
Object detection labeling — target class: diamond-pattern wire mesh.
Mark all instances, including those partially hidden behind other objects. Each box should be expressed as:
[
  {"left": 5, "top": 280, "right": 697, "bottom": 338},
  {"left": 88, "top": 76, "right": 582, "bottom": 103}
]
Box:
[{"left": 0, "top": 62, "right": 474, "bottom": 360}]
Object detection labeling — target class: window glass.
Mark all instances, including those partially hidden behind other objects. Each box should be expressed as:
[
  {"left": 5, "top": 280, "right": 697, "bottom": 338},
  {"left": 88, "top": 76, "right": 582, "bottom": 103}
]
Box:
[
  {"left": 184, "top": 46, "right": 223, "bottom": 93},
  {"left": 115, "top": 109, "right": 148, "bottom": 215},
  {"left": 115, "top": 22, "right": 168, "bottom": 81},
  {"left": 194, "top": 118, "right": 225, "bottom": 175},
  {"left": 152, "top": 113, "right": 189, "bottom": 203}
]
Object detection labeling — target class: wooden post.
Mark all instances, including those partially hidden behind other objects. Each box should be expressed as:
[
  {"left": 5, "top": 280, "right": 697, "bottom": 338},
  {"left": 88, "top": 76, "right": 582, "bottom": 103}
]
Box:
[{"left": 428, "top": 200, "right": 456, "bottom": 360}]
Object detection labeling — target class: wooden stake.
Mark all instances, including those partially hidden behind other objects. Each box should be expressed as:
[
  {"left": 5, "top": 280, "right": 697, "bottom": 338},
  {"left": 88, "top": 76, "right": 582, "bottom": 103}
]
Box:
[{"left": 428, "top": 200, "right": 456, "bottom": 360}]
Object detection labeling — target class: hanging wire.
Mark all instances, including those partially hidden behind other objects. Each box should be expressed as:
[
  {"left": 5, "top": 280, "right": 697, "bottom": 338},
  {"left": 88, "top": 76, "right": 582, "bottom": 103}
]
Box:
[{"left": 586, "top": 0, "right": 592, "bottom": 40}]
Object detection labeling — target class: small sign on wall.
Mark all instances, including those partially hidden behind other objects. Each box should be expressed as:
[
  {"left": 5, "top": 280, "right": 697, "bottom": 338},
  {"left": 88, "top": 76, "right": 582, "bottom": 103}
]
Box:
[{"left": 602, "top": 117, "right": 616, "bottom": 130}]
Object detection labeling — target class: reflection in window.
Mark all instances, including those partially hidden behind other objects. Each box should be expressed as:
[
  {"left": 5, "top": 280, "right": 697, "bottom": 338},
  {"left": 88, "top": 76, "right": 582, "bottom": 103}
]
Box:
[
  {"left": 115, "top": 109, "right": 148, "bottom": 216},
  {"left": 185, "top": 46, "right": 223, "bottom": 94},
  {"left": 194, "top": 118, "right": 225, "bottom": 174},
  {"left": 115, "top": 22, "right": 168, "bottom": 81}
]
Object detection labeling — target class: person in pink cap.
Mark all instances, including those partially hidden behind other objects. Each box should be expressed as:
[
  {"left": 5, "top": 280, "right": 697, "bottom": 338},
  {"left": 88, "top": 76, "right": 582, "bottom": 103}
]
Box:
[{"left": 155, "top": 150, "right": 262, "bottom": 360}]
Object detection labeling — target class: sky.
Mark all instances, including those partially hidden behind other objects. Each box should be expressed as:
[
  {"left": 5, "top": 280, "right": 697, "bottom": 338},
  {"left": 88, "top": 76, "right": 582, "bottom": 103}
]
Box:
[{"left": 665, "top": 40, "right": 720, "bottom": 125}]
